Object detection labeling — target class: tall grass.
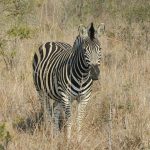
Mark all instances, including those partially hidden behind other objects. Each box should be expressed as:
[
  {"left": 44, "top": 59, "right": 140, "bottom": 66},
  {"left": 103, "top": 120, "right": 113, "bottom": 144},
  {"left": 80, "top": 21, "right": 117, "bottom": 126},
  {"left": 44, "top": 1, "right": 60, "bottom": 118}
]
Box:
[{"left": 0, "top": 0, "right": 150, "bottom": 149}]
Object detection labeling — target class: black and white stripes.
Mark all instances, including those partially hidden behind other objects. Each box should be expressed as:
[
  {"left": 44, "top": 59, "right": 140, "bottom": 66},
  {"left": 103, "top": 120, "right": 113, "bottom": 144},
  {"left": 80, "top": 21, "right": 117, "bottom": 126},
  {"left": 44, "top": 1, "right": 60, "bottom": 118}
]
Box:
[{"left": 32, "top": 23, "right": 104, "bottom": 141}]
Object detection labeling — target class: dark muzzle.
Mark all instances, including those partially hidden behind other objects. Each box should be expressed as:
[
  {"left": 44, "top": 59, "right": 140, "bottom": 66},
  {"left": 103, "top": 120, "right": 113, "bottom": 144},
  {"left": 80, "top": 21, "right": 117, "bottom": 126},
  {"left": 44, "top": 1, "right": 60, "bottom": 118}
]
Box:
[{"left": 90, "top": 65, "right": 100, "bottom": 80}]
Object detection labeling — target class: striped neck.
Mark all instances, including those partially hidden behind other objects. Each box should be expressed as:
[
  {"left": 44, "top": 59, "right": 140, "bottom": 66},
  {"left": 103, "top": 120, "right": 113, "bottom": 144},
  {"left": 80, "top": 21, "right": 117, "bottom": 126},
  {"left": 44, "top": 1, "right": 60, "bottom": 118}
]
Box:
[{"left": 72, "top": 36, "right": 90, "bottom": 80}]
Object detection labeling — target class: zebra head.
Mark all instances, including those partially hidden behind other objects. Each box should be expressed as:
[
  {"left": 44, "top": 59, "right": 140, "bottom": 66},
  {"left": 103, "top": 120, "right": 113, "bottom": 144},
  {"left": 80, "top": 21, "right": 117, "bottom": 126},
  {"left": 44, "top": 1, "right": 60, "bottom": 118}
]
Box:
[
  {"left": 77, "top": 23, "right": 105, "bottom": 80},
  {"left": 78, "top": 22, "right": 105, "bottom": 67}
]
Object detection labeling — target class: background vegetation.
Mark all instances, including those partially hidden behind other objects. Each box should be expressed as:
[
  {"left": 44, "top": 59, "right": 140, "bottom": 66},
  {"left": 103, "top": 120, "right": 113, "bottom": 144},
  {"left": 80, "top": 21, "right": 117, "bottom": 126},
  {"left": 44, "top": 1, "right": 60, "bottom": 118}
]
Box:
[{"left": 0, "top": 0, "right": 149, "bottom": 149}]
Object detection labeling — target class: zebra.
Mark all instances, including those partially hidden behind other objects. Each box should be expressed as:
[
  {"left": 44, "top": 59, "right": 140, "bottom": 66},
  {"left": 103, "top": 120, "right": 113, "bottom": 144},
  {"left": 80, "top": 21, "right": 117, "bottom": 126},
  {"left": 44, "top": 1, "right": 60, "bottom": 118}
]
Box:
[{"left": 32, "top": 23, "right": 105, "bottom": 141}]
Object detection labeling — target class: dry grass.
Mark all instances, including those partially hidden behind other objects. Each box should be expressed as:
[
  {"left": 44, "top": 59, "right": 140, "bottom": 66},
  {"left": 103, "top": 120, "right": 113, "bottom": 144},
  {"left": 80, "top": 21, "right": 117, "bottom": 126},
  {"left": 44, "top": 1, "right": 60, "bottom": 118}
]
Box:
[
  {"left": 0, "top": 32, "right": 149, "bottom": 150},
  {"left": 0, "top": 1, "right": 150, "bottom": 150}
]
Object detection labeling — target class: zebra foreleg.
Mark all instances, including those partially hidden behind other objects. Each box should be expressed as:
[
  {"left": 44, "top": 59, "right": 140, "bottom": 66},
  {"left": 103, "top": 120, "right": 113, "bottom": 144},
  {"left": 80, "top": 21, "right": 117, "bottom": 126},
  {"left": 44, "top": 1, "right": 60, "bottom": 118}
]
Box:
[
  {"left": 62, "top": 100, "right": 72, "bottom": 141},
  {"left": 77, "top": 97, "right": 89, "bottom": 142}
]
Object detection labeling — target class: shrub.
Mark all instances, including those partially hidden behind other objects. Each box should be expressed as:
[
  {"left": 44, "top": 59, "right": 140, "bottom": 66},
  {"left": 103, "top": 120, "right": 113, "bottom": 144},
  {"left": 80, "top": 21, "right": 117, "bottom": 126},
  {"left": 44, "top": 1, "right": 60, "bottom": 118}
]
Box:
[{"left": 7, "top": 26, "right": 32, "bottom": 39}]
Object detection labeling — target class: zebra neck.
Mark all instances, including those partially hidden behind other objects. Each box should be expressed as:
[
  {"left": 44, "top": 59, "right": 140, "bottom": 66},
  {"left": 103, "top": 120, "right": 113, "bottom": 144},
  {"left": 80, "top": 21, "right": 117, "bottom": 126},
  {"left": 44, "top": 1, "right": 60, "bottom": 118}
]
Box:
[{"left": 71, "top": 48, "right": 90, "bottom": 80}]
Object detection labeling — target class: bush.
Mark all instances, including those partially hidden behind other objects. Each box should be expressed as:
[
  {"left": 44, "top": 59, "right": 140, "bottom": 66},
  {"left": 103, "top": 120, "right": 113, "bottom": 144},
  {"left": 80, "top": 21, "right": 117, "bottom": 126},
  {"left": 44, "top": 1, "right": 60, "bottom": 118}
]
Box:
[
  {"left": 7, "top": 26, "right": 32, "bottom": 39},
  {"left": 0, "top": 123, "right": 11, "bottom": 149}
]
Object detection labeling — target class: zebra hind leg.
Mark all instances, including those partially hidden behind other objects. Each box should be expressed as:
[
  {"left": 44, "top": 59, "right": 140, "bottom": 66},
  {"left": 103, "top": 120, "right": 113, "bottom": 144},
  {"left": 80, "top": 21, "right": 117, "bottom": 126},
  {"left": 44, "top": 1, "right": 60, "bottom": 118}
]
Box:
[
  {"left": 39, "top": 93, "right": 55, "bottom": 133},
  {"left": 53, "top": 102, "right": 63, "bottom": 136}
]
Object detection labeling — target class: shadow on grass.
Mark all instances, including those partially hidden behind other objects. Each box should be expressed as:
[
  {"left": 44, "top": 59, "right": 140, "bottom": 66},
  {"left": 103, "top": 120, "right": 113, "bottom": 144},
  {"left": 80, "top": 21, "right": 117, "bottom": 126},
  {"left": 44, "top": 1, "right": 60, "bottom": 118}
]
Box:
[
  {"left": 12, "top": 111, "right": 44, "bottom": 134},
  {"left": 12, "top": 110, "right": 65, "bottom": 134}
]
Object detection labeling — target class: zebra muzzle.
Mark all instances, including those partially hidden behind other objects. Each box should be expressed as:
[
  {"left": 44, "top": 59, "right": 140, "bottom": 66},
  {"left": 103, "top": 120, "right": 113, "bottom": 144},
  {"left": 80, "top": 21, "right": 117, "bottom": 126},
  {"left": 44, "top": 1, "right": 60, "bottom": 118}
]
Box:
[{"left": 90, "top": 65, "right": 100, "bottom": 80}]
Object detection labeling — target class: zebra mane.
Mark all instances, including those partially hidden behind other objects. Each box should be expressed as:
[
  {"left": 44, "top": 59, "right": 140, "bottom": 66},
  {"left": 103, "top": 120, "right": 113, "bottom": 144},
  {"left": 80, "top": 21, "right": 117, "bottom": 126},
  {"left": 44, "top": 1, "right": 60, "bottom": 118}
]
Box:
[{"left": 88, "top": 22, "right": 95, "bottom": 41}]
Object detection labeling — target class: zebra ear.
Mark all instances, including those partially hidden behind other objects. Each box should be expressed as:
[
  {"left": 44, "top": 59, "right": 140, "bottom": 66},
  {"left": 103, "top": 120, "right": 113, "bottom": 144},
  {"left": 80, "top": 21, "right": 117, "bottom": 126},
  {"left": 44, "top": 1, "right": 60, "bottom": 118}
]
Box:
[
  {"left": 97, "top": 23, "right": 105, "bottom": 37},
  {"left": 78, "top": 24, "right": 88, "bottom": 38}
]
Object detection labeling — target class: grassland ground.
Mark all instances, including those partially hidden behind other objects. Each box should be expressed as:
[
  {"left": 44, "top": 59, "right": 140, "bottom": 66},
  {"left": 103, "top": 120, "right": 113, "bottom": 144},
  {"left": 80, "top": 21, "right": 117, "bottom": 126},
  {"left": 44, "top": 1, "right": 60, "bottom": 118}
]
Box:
[{"left": 0, "top": 30, "right": 150, "bottom": 149}]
